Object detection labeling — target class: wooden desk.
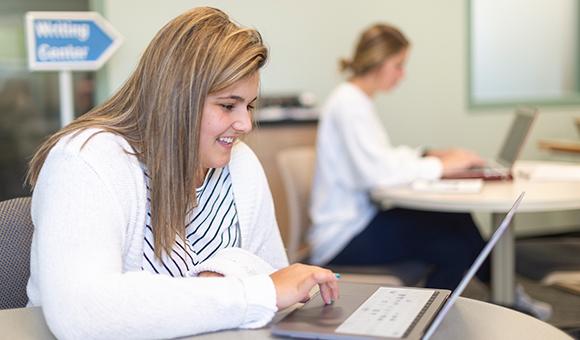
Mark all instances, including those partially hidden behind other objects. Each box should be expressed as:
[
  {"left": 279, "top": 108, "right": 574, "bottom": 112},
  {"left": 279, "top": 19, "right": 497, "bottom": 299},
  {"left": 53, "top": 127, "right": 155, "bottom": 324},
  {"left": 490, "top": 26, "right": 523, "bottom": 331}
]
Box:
[
  {"left": 538, "top": 139, "right": 580, "bottom": 154},
  {"left": 1, "top": 298, "right": 571, "bottom": 340},
  {"left": 370, "top": 161, "right": 580, "bottom": 305}
]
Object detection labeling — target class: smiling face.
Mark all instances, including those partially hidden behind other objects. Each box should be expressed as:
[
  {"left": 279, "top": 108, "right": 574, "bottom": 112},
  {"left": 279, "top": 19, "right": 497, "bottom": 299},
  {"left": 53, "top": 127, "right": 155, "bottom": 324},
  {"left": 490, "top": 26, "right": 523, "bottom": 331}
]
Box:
[{"left": 199, "top": 72, "right": 259, "bottom": 174}]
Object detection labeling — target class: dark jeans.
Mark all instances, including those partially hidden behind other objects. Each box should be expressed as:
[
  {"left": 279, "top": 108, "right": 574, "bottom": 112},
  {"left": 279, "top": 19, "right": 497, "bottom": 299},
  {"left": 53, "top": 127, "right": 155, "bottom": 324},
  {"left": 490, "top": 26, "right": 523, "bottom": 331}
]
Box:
[{"left": 327, "top": 208, "right": 491, "bottom": 290}]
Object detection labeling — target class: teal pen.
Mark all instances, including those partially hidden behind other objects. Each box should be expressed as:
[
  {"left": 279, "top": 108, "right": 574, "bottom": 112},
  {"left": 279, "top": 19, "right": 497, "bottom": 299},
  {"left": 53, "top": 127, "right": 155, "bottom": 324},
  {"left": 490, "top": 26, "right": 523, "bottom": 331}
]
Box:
[
  {"left": 330, "top": 273, "right": 341, "bottom": 304},
  {"left": 327, "top": 274, "right": 341, "bottom": 304}
]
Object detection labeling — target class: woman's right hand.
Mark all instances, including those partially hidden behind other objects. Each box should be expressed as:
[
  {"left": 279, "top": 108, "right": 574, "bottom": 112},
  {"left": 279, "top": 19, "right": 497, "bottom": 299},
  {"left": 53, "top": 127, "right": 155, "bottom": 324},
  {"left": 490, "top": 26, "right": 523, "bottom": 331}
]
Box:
[{"left": 269, "top": 263, "right": 339, "bottom": 311}]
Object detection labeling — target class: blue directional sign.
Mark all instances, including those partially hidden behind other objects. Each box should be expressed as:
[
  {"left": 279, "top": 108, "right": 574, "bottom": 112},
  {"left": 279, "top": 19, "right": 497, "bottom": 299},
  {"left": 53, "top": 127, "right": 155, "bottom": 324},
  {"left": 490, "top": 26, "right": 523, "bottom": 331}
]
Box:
[{"left": 25, "top": 12, "right": 123, "bottom": 71}]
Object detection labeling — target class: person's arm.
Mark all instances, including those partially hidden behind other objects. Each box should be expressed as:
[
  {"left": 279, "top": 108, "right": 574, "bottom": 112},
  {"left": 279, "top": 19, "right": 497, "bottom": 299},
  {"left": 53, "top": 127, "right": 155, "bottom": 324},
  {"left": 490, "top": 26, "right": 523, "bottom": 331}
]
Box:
[
  {"left": 184, "top": 143, "right": 340, "bottom": 308},
  {"left": 31, "top": 137, "right": 277, "bottom": 340},
  {"left": 187, "top": 247, "right": 281, "bottom": 277},
  {"left": 425, "top": 147, "right": 485, "bottom": 172},
  {"left": 333, "top": 101, "right": 442, "bottom": 188}
]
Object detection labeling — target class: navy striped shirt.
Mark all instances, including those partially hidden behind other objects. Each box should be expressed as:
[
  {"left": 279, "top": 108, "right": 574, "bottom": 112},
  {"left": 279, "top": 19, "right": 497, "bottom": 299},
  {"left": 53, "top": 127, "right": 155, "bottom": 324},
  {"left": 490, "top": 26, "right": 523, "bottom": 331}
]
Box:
[{"left": 141, "top": 166, "right": 240, "bottom": 277}]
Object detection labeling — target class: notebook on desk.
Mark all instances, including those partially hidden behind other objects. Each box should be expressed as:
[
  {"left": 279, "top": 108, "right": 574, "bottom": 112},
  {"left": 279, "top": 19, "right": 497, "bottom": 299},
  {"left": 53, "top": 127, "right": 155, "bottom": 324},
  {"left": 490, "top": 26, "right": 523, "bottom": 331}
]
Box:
[
  {"left": 271, "top": 192, "right": 525, "bottom": 340},
  {"left": 442, "top": 106, "right": 538, "bottom": 181}
]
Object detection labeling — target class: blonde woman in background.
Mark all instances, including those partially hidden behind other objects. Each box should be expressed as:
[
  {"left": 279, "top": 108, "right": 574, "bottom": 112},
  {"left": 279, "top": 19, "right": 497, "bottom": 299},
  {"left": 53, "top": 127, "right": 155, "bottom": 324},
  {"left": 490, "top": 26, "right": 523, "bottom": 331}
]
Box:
[
  {"left": 26, "top": 7, "right": 338, "bottom": 339},
  {"left": 310, "top": 23, "right": 486, "bottom": 290},
  {"left": 309, "top": 23, "right": 551, "bottom": 320}
]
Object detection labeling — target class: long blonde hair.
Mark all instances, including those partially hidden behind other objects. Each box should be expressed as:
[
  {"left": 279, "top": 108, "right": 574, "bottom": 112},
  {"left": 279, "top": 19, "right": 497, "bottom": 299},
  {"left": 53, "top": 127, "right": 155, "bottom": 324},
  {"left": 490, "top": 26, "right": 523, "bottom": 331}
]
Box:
[
  {"left": 27, "top": 7, "right": 268, "bottom": 259},
  {"left": 340, "top": 24, "right": 409, "bottom": 76}
]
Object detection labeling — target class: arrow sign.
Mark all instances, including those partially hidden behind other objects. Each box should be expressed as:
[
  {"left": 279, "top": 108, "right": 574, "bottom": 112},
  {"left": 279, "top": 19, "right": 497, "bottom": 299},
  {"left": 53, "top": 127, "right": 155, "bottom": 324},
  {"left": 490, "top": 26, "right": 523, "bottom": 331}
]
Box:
[
  {"left": 25, "top": 11, "right": 123, "bottom": 71},
  {"left": 24, "top": 11, "right": 123, "bottom": 127}
]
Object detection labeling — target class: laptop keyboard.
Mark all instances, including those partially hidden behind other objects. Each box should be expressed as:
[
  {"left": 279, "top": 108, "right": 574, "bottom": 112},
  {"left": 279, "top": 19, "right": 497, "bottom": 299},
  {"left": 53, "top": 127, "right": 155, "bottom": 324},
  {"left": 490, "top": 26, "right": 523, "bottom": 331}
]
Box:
[{"left": 334, "top": 287, "right": 438, "bottom": 339}]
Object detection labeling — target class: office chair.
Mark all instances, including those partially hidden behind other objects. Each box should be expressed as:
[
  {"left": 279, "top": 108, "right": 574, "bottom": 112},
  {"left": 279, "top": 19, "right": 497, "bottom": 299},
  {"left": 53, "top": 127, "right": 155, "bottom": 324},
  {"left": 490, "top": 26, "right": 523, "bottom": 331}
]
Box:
[
  {"left": 0, "top": 196, "right": 33, "bottom": 309},
  {"left": 276, "top": 146, "right": 430, "bottom": 286},
  {"left": 276, "top": 146, "right": 314, "bottom": 265}
]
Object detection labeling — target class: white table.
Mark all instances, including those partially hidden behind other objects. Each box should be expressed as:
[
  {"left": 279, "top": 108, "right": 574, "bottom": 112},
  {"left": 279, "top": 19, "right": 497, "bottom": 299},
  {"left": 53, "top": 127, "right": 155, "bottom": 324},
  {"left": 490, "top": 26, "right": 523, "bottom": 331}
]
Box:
[
  {"left": 370, "top": 161, "right": 580, "bottom": 304},
  {"left": 0, "top": 298, "right": 572, "bottom": 340}
]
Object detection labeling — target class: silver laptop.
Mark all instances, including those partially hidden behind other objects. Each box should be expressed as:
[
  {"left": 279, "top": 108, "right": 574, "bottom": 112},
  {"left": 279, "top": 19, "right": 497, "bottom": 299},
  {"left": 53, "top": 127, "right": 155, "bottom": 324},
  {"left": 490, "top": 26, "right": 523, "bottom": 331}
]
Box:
[
  {"left": 271, "top": 192, "right": 525, "bottom": 340},
  {"left": 442, "top": 106, "right": 538, "bottom": 180}
]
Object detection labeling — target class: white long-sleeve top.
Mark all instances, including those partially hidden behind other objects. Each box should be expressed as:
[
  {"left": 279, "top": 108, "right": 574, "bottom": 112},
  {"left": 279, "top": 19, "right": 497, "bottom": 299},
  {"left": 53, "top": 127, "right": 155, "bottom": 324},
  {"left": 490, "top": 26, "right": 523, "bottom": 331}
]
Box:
[
  {"left": 26, "top": 129, "right": 289, "bottom": 340},
  {"left": 308, "top": 82, "right": 443, "bottom": 265}
]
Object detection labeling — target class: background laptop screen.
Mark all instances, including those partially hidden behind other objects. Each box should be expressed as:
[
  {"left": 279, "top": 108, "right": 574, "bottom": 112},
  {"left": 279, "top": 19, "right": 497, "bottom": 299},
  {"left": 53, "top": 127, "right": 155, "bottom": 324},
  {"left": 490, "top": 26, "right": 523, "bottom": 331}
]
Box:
[{"left": 497, "top": 108, "right": 537, "bottom": 167}]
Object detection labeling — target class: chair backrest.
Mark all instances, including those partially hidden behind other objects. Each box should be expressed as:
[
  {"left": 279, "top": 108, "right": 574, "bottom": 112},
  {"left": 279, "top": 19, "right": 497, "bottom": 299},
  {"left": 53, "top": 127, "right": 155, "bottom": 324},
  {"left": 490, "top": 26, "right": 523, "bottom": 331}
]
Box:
[
  {"left": 276, "top": 146, "right": 316, "bottom": 264},
  {"left": 275, "top": 147, "right": 431, "bottom": 286},
  {"left": 0, "top": 196, "right": 33, "bottom": 309}
]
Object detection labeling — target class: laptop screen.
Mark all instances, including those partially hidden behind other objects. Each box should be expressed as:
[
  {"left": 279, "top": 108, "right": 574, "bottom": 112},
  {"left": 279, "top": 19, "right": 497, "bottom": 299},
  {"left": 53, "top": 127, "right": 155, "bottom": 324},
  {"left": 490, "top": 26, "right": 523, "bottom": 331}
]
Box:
[
  {"left": 421, "top": 191, "right": 525, "bottom": 340},
  {"left": 497, "top": 107, "right": 537, "bottom": 167}
]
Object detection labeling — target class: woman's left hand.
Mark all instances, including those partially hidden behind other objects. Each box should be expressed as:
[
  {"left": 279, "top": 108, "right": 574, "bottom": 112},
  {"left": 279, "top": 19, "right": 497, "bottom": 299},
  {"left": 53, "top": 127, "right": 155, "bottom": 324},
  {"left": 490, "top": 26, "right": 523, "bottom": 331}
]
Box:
[{"left": 428, "top": 147, "right": 485, "bottom": 171}]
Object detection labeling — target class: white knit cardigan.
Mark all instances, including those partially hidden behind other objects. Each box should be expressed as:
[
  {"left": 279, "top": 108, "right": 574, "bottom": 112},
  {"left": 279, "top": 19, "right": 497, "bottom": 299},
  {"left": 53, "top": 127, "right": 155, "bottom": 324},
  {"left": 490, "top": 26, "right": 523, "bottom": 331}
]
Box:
[{"left": 26, "top": 129, "right": 289, "bottom": 340}]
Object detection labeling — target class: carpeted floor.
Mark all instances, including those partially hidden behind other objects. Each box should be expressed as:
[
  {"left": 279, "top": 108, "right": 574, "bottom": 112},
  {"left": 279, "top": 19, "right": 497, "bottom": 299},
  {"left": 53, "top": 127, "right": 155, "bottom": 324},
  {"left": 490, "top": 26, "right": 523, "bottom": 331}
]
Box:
[{"left": 462, "top": 275, "right": 580, "bottom": 339}]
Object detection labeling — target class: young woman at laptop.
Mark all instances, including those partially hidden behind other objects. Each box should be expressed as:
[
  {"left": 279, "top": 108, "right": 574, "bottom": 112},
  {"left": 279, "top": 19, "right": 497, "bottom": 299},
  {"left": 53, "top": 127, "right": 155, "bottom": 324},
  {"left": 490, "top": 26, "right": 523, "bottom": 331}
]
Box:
[
  {"left": 309, "top": 23, "right": 491, "bottom": 291},
  {"left": 309, "top": 23, "right": 552, "bottom": 321},
  {"left": 25, "top": 7, "right": 338, "bottom": 339}
]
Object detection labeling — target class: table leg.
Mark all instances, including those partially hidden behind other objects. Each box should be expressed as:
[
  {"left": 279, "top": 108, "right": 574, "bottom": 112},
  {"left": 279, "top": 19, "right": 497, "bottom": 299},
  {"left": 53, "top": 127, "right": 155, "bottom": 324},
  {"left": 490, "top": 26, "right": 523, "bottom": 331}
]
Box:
[{"left": 490, "top": 212, "right": 515, "bottom": 304}]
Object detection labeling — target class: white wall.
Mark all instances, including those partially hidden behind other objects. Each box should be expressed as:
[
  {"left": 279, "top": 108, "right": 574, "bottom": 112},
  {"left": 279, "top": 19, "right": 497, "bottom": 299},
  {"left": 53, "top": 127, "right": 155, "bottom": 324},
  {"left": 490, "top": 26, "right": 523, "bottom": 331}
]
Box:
[{"left": 101, "top": 0, "right": 580, "bottom": 236}]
